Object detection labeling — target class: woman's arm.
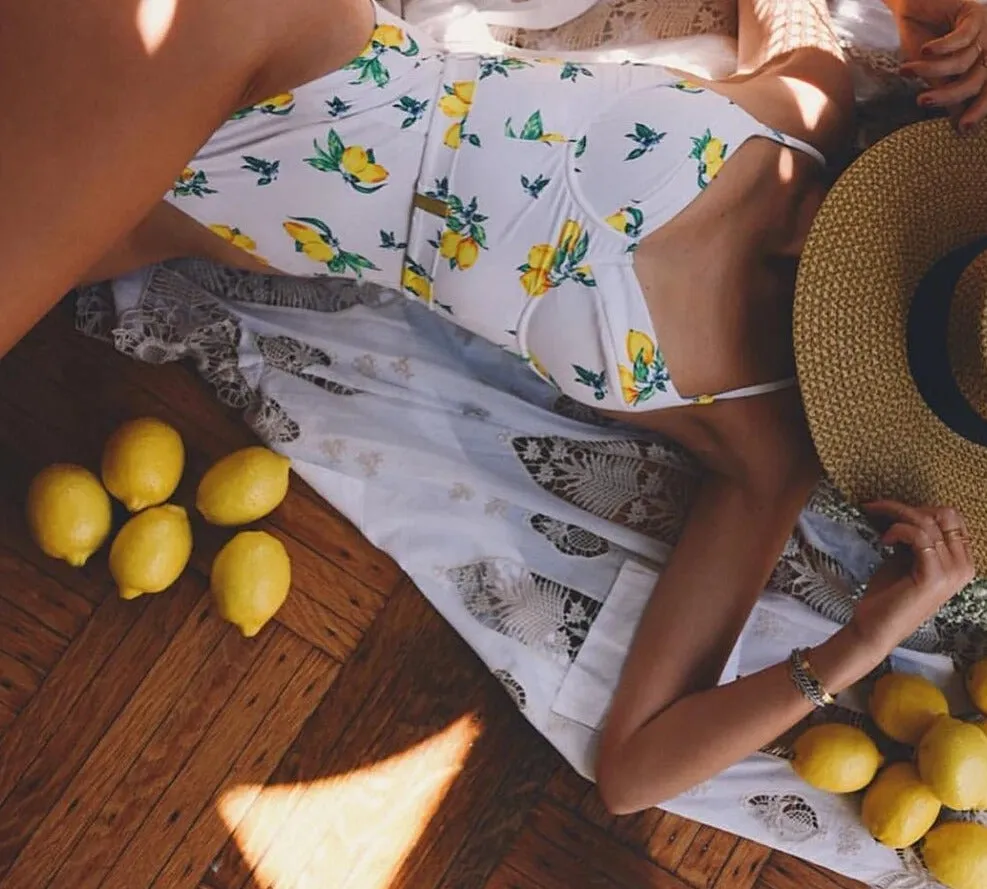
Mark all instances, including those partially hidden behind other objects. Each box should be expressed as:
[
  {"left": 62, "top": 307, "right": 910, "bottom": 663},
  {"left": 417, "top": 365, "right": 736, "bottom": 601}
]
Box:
[
  {"left": 595, "top": 464, "right": 841, "bottom": 812},
  {"left": 596, "top": 450, "right": 974, "bottom": 814}
]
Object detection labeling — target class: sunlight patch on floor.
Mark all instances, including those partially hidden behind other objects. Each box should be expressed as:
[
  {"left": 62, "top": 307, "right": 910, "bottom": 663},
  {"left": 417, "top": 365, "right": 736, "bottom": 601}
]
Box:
[{"left": 217, "top": 713, "right": 481, "bottom": 888}]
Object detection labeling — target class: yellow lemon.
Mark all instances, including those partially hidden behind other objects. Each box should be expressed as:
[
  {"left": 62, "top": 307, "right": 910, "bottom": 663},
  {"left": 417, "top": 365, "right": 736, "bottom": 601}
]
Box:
[
  {"left": 917, "top": 716, "right": 987, "bottom": 810},
  {"left": 520, "top": 267, "right": 551, "bottom": 297},
  {"left": 442, "top": 121, "right": 462, "bottom": 149},
  {"left": 211, "top": 531, "right": 291, "bottom": 637},
  {"left": 402, "top": 268, "right": 432, "bottom": 302},
  {"left": 557, "top": 219, "right": 582, "bottom": 252},
  {"left": 527, "top": 244, "right": 556, "bottom": 272},
  {"left": 302, "top": 241, "right": 335, "bottom": 263},
  {"left": 965, "top": 659, "right": 987, "bottom": 715},
  {"left": 869, "top": 672, "right": 950, "bottom": 745},
  {"left": 861, "top": 762, "right": 941, "bottom": 848},
  {"left": 196, "top": 446, "right": 291, "bottom": 526},
  {"left": 605, "top": 210, "right": 627, "bottom": 233},
  {"left": 455, "top": 237, "right": 479, "bottom": 269},
  {"left": 791, "top": 723, "right": 883, "bottom": 793},
  {"left": 282, "top": 221, "right": 320, "bottom": 244},
  {"left": 109, "top": 504, "right": 192, "bottom": 600},
  {"left": 356, "top": 163, "right": 388, "bottom": 184},
  {"left": 26, "top": 464, "right": 112, "bottom": 567},
  {"left": 704, "top": 138, "right": 726, "bottom": 179},
  {"left": 101, "top": 417, "right": 185, "bottom": 513},
  {"left": 923, "top": 822, "right": 987, "bottom": 889},
  {"left": 618, "top": 365, "right": 640, "bottom": 404},
  {"left": 439, "top": 230, "right": 463, "bottom": 259},
  {"left": 626, "top": 329, "right": 656, "bottom": 365},
  {"left": 371, "top": 23, "right": 404, "bottom": 47},
  {"left": 341, "top": 145, "right": 370, "bottom": 176}
]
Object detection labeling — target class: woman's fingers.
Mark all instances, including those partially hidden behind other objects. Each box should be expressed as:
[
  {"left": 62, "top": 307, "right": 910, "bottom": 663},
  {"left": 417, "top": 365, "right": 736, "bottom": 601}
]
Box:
[
  {"left": 923, "top": 6, "right": 981, "bottom": 56},
  {"left": 865, "top": 500, "right": 946, "bottom": 543},
  {"left": 920, "top": 61, "right": 987, "bottom": 107},
  {"left": 960, "top": 81, "right": 987, "bottom": 128},
  {"left": 903, "top": 41, "right": 981, "bottom": 79}
]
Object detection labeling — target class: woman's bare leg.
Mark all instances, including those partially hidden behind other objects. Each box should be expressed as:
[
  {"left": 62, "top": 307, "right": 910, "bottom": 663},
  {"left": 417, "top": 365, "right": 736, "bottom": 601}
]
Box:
[
  {"left": 0, "top": 0, "right": 371, "bottom": 358},
  {"left": 736, "top": 0, "right": 845, "bottom": 73}
]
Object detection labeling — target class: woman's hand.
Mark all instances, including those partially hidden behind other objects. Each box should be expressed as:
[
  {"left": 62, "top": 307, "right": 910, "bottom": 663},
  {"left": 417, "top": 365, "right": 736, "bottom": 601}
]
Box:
[
  {"left": 892, "top": 0, "right": 987, "bottom": 132},
  {"left": 849, "top": 500, "right": 975, "bottom": 652}
]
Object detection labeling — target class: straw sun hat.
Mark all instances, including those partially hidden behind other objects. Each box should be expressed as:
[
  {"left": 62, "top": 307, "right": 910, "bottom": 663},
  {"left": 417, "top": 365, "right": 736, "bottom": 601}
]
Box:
[{"left": 794, "top": 118, "right": 987, "bottom": 567}]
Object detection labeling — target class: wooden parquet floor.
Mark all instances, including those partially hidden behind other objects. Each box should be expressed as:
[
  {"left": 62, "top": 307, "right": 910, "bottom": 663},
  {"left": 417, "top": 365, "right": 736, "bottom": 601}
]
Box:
[{"left": 0, "top": 304, "right": 865, "bottom": 889}]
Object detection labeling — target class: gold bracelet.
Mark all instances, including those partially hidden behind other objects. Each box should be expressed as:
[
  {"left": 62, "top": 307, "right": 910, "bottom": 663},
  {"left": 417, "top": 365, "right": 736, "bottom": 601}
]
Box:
[{"left": 788, "top": 647, "right": 835, "bottom": 708}]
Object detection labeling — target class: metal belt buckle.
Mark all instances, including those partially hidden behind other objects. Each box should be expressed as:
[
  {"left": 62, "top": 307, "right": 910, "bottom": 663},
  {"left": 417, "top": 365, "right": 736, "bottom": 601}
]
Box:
[{"left": 413, "top": 192, "right": 449, "bottom": 218}]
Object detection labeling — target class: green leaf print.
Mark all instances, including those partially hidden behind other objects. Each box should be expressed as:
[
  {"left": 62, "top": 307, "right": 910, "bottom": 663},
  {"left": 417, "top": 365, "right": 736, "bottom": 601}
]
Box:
[
  {"left": 521, "top": 174, "right": 550, "bottom": 198},
  {"left": 570, "top": 231, "right": 589, "bottom": 265},
  {"left": 519, "top": 111, "right": 544, "bottom": 141},
  {"left": 286, "top": 215, "right": 380, "bottom": 278},
  {"left": 573, "top": 365, "right": 607, "bottom": 401},
  {"left": 172, "top": 168, "right": 217, "bottom": 198},
  {"left": 379, "top": 230, "right": 407, "bottom": 250},
  {"left": 573, "top": 135, "right": 587, "bottom": 158},
  {"left": 623, "top": 123, "right": 666, "bottom": 161},
  {"left": 326, "top": 96, "right": 352, "bottom": 117},
  {"left": 393, "top": 95, "right": 429, "bottom": 128},
  {"left": 478, "top": 56, "right": 533, "bottom": 80},
  {"left": 560, "top": 62, "right": 593, "bottom": 82},
  {"left": 240, "top": 155, "right": 280, "bottom": 186}
]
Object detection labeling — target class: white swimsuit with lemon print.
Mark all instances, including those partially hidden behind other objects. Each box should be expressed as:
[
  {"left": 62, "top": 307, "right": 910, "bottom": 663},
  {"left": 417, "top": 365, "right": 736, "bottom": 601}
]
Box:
[{"left": 164, "top": 3, "right": 825, "bottom": 412}]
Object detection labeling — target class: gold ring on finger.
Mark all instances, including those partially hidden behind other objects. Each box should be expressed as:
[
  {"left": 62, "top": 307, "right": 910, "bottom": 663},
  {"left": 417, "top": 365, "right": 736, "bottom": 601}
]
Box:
[
  {"left": 944, "top": 528, "right": 968, "bottom": 540},
  {"left": 918, "top": 545, "right": 938, "bottom": 553}
]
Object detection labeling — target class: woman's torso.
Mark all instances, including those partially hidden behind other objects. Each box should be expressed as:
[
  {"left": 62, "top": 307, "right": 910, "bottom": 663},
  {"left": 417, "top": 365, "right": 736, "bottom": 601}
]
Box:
[{"left": 163, "top": 2, "right": 837, "bottom": 425}]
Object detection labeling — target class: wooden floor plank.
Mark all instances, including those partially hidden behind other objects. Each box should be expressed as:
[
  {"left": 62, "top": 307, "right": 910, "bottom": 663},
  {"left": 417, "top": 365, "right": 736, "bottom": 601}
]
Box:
[
  {"left": 98, "top": 625, "right": 314, "bottom": 889},
  {"left": 430, "top": 738, "right": 562, "bottom": 889},
  {"left": 648, "top": 812, "right": 704, "bottom": 873},
  {"left": 0, "top": 594, "right": 142, "bottom": 808},
  {"left": 0, "top": 575, "right": 203, "bottom": 881},
  {"left": 0, "top": 650, "right": 41, "bottom": 717},
  {"left": 507, "top": 798, "right": 693, "bottom": 889},
  {"left": 673, "top": 824, "right": 738, "bottom": 889},
  {"left": 754, "top": 855, "right": 864, "bottom": 889},
  {"left": 218, "top": 587, "right": 479, "bottom": 889},
  {"left": 543, "top": 764, "right": 593, "bottom": 811},
  {"left": 151, "top": 648, "right": 339, "bottom": 889},
  {"left": 48, "top": 622, "right": 255, "bottom": 889},
  {"left": 483, "top": 863, "right": 536, "bottom": 889},
  {"left": 2, "top": 579, "right": 222, "bottom": 889},
  {"left": 0, "top": 595, "right": 67, "bottom": 678},
  {"left": 202, "top": 578, "right": 430, "bottom": 889},
  {"left": 711, "top": 839, "right": 772, "bottom": 889},
  {"left": 0, "top": 546, "right": 93, "bottom": 639}
]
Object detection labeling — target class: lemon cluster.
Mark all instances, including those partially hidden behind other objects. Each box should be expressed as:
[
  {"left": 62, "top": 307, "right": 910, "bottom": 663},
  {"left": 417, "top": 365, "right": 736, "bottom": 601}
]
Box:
[
  {"left": 25, "top": 417, "right": 292, "bottom": 637},
  {"left": 790, "top": 668, "right": 987, "bottom": 889}
]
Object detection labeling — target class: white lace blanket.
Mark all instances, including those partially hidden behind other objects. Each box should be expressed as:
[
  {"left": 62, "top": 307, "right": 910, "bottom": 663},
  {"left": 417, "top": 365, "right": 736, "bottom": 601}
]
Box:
[{"left": 77, "top": 263, "right": 987, "bottom": 889}]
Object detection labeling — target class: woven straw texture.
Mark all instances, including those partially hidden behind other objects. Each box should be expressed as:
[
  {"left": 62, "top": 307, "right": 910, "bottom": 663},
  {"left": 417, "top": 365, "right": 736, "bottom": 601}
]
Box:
[{"left": 794, "top": 118, "right": 987, "bottom": 566}]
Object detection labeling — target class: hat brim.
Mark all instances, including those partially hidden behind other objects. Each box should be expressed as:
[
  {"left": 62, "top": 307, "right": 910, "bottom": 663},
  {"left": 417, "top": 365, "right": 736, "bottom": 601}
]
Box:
[{"left": 794, "top": 118, "right": 987, "bottom": 567}]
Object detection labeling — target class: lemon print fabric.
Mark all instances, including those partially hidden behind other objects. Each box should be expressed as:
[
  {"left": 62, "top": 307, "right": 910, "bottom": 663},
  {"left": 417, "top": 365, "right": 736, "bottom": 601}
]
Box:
[
  {"left": 505, "top": 110, "right": 567, "bottom": 144},
  {"left": 283, "top": 218, "right": 379, "bottom": 277},
  {"left": 109, "top": 504, "right": 193, "bottom": 600},
  {"left": 401, "top": 259, "right": 434, "bottom": 305},
  {"left": 101, "top": 417, "right": 185, "bottom": 513},
  {"left": 305, "top": 130, "right": 389, "bottom": 193},
  {"left": 605, "top": 206, "right": 644, "bottom": 239},
  {"left": 618, "top": 330, "right": 671, "bottom": 406},
  {"left": 172, "top": 167, "right": 216, "bottom": 198},
  {"left": 345, "top": 23, "right": 419, "bottom": 88},
  {"left": 624, "top": 123, "right": 666, "bottom": 160},
  {"left": 196, "top": 446, "right": 292, "bottom": 526},
  {"left": 231, "top": 92, "right": 295, "bottom": 120},
  {"left": 518, "top": 219, "right": 595, "bottom": 297},
  {"left": 208, "top": 225, "right": 268, "bottom": 264},
  {"left": 439, "top": 81, "right": 480, "bottom": 149},
  {"left": 423, "top": 179, "right": 487, "bottom": 272},
  {"left": 211, "top": 531, "right": 292, "bottom": 638},
  {"left": 690, "top": 128, "right": 728, "bottom": 188},
  {"left": 27, "top": 464, "right": 112, "bottom": 567}
]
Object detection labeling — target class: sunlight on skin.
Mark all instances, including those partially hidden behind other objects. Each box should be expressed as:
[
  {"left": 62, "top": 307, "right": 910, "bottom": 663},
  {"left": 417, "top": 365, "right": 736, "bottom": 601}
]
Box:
[
  {"left": 136, "top": 0, "right": 177, "bottom": 54},
  {"left": 217, "top": 714, "right": 482, "bottom": 888},
  {"left": 777, "top": 146, "right": 795, "bottom": 184},
  {"left": 778, "top": 75, "right": 828, "bottom": 130}
]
